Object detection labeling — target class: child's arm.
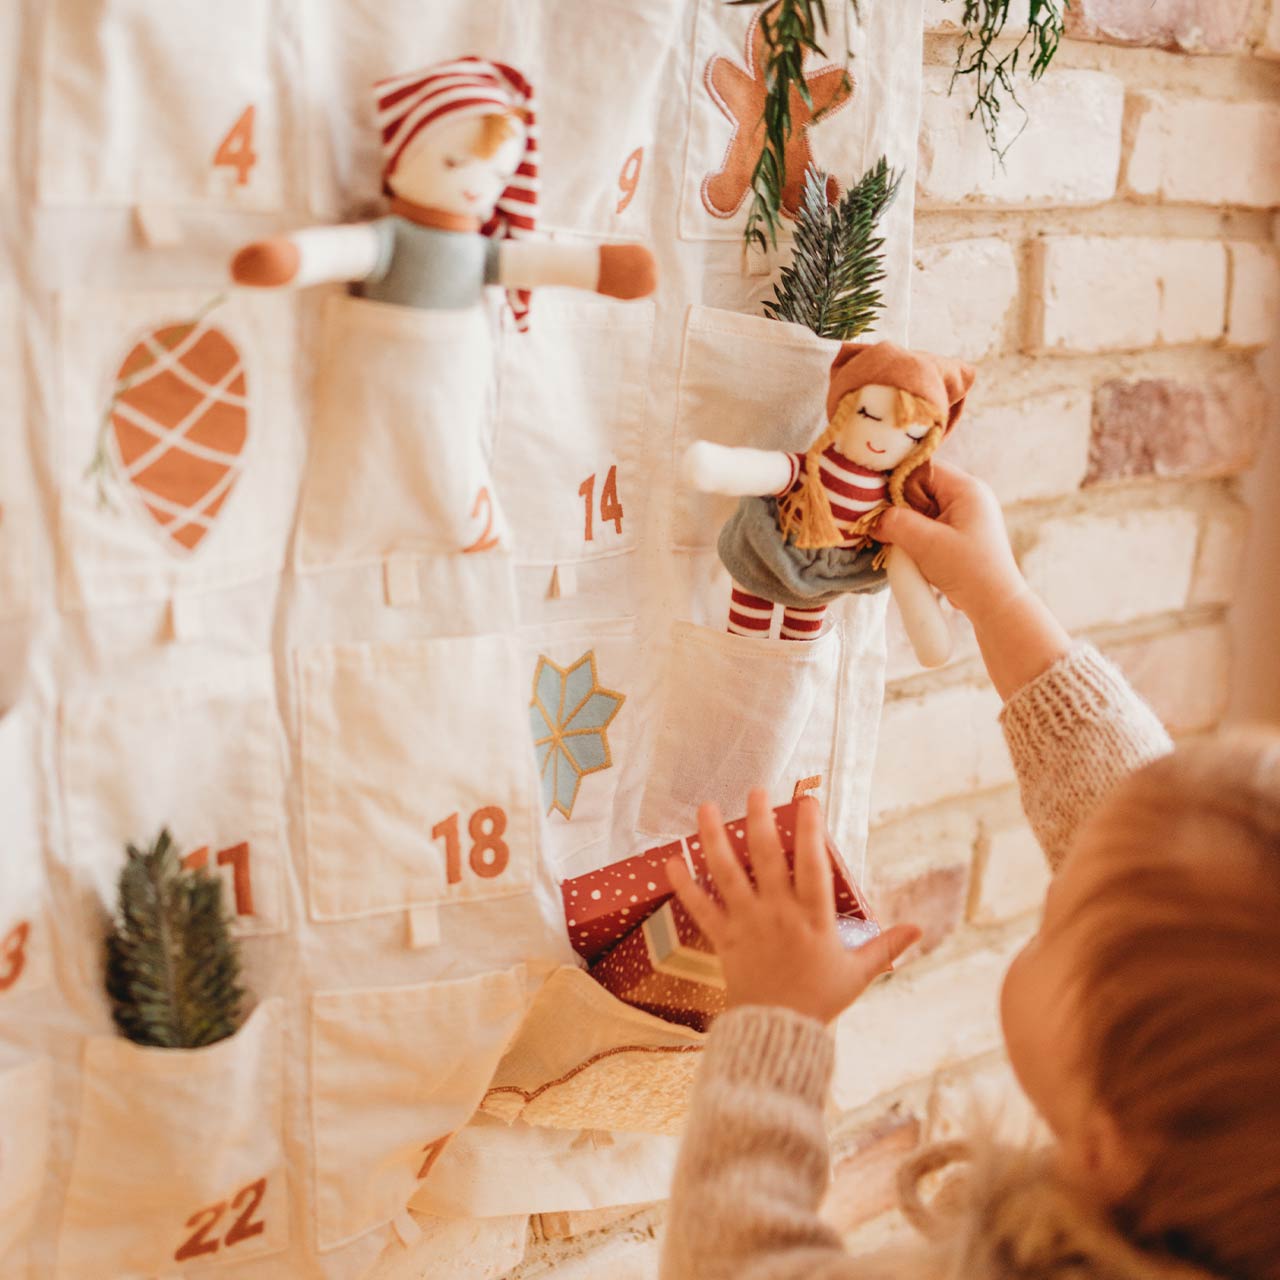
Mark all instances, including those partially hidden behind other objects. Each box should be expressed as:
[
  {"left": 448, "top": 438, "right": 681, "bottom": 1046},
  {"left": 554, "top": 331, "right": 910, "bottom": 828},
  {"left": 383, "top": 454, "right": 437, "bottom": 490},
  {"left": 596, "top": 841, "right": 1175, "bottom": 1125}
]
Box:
[
  {"left": 499, "top": 241, "right": 656, "bottom": 299},
  {"left": 876, "top": 462, "right": 1172, "bottom": 866},
  {"left": 660, "top": 795, "right": 920, "bottom": 1280},
  {"left": 230, "top": 225, "right": 384, "bottom": 288},
  {"left": 681, "top": 440, "right": 795, "bottom": 497}
]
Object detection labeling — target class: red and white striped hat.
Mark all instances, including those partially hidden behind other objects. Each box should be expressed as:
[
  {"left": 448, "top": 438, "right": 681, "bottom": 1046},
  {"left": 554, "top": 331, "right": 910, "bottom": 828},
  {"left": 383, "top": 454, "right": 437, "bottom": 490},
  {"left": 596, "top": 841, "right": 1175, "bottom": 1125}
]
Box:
[{"left": 374, "top": 57, "right": 538, "bottom": 329}]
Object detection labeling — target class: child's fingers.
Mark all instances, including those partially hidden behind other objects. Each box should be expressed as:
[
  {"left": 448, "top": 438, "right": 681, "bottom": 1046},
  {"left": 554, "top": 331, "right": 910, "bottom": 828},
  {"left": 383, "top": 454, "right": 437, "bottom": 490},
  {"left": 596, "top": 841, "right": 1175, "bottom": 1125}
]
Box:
[
  {"left": 746, "top": 789, "right": 790, "bottom": 899},
  {"left": 839, "top": 923, "right": 921, "bottom": 1004},
  {"left": 667, "top": 856, "right": 728, "bottom": 949},
  {"left": 697, "top": 803, "right": 755, "bottom": 914},
  {"left": 792, "top": 796, "right": 835, "bottom": 923}
]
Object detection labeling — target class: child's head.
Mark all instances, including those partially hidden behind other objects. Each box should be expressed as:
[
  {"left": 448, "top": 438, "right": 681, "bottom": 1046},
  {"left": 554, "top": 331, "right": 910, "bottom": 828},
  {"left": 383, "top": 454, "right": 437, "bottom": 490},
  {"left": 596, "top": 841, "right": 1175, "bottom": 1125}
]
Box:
[{"left": 1001, "top": 730, "right": 1280, "bottom": 1278}]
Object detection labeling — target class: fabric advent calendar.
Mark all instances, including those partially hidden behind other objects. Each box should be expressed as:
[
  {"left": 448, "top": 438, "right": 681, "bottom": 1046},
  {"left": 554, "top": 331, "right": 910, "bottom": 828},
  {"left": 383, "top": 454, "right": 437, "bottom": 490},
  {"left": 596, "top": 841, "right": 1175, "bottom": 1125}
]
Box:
[{"left": 0, "top": 1, "right": 926, "bottom": 1276}]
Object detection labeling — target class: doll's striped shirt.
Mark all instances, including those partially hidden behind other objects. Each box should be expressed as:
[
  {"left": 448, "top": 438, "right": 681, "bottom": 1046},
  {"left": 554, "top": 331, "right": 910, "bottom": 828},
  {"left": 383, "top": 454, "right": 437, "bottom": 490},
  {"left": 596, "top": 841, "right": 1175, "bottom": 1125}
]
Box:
[{"left": 776, "top": 447, "right": 887, "bottom": 547}]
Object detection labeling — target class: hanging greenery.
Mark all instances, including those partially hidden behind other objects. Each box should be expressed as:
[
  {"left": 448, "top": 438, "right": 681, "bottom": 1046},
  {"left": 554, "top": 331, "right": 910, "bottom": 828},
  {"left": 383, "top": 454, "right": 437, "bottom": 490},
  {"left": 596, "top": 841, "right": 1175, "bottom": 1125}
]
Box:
[
  {"left": 945, "top": 0, "right": 1067, "bottom": 158},
  {"left": 105, "top": 829, "right": 245, "bottom": 1049},
  {"left": 763, "top": 157, "right": 902, "bottom": 339},
  {"left": 728, "top": 0, "right": 859, "bottom": 252}
]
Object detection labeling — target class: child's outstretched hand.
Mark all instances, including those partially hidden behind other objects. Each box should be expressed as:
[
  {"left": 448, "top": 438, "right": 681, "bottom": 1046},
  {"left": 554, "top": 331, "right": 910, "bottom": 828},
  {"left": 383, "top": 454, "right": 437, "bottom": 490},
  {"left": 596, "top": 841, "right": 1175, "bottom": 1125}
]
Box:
[{"left": 666, "top": 791, "right": 920, "bottom": 1025}]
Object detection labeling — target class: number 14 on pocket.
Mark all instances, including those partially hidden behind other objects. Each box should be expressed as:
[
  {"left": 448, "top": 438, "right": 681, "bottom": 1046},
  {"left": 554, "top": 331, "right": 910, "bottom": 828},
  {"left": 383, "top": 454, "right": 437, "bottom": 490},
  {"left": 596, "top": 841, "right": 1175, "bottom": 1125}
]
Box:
[{"left": 578, "top": 465, "right": 624, "bottom": 543}]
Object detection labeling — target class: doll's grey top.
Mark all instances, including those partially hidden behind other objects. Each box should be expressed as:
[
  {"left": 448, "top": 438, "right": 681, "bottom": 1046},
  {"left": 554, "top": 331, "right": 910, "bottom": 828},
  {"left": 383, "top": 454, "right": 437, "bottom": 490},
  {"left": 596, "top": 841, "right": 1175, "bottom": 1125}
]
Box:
[{"left": 357, "top": 216, "right": 501, "bottom": 310}]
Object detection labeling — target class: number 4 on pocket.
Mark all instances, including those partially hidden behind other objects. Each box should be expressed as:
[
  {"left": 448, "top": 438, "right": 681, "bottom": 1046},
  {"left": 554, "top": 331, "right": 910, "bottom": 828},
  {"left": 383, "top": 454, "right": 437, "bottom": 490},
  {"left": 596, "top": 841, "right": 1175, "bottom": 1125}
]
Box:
[{"left": 214, "top": 106, "right": 258, "bottom": 186}]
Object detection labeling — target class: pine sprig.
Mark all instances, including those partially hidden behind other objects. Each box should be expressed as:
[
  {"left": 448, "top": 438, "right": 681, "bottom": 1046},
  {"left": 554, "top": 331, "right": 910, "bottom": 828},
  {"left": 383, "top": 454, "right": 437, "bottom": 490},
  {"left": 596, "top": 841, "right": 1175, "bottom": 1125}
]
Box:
[
  {"left": 763, "top": 157, "right": 902, "bottom": 339},
  {"left": 729, "top": 0, "right": 858, "bottom": 252},
  {"left": 947, "top": 0, "right": 1067, "bottom": 159},
  {"left": 105, "top": 829, "right": 245, "bottom": 1049}
]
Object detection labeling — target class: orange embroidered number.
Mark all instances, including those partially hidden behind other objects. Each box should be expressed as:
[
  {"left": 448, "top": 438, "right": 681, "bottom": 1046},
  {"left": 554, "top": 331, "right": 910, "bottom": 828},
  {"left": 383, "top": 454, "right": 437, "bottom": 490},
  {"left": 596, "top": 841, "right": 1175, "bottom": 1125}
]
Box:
[
  {"left": 225, "top": 1177, "right": 268, "bottom": 1247},
  {"left": 462, "top": 486, "right": 500, "bottom": 554},
  {"left": 214, "top": 105, "right": 257, "bottom": 186},
  {"left": 432, "top": 807, "right": 510, "bottom": 884},
  {"left": 469, "top": 806, "right": 509, "bottom": 879},
  {"left": 175, "top": 1201, "right": 225, "bottom": 1262},
  {"left": 174, "top": 1177, "right": 268, "bottom": 1262},
  {"left": 417, "top": 1135, "right": 451, "bottom": 1180},
  {"left": 183, "top": 843, "right": 255, "bottom": 916},
  {"left": 578, "top": 465, "right": 624, "bottom": 542},
  {"left": 0, "top": 921, "right": 30, "bottom": 993},
  {"left": 616, "top": 147, "right": 644, "bottom": 214}
]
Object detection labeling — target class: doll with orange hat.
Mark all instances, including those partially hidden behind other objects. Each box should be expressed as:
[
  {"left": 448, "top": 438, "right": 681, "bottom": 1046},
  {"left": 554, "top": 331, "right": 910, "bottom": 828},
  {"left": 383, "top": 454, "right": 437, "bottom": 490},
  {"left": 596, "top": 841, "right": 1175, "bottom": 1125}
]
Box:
[
  {"left": 683, "top": 341, "right": 975, "bottom": 667},
  {"left": 230, "top": 58, "right": 656, "bottom": 320}
]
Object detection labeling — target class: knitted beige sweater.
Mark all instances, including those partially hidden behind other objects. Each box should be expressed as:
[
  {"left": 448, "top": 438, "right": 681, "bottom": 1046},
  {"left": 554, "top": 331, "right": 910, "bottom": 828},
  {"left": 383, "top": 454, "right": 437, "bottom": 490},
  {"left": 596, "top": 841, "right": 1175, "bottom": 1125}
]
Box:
[{"left": 659, "top": 646, "right": 1219, "bottom": 1280}]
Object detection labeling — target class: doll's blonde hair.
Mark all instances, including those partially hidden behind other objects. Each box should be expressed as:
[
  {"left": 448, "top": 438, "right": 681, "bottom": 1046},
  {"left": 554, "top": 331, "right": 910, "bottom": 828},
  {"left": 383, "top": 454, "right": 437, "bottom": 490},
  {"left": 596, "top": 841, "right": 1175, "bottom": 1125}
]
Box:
[
  {"left": 776, "top": 387, "right": 944, "bottom": 550},
  {"left": 1070, "top": 731, "right": 1280, "bottom": 1280},
  {"left": 474, "top": 111, "right": 521, "bottom": 159}
]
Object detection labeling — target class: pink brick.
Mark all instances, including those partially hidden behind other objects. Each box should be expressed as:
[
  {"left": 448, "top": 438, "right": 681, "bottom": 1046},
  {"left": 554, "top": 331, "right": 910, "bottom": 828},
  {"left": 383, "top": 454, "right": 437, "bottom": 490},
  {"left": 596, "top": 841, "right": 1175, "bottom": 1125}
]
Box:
[
  {"left": 824, "top": 1112, "right": 923, "bottom": 1229},
  {"left": 1105, "top": 624, "right": 1231, "bottom": 735},
  {"left": 1084, "top": 372, "right": 1267, "bottom": 486},
  {"left": 917, "top": 67, "right": 1122, "bottom": 208},
  {"left": 1029, "top": 237, "right": 1226, "bottom": 353},
  {"left": 1227, "top": 243, "right": 1280, "bottom": 348},
  {"left": 1124, "top": 95, "right": 1280, "bottom": 209},
  {"left": 873, "top": 863, "right": 969, "bottom": 957},
  {"left": 1064, "top": 0, "right": 1250, "bottom": 51}
]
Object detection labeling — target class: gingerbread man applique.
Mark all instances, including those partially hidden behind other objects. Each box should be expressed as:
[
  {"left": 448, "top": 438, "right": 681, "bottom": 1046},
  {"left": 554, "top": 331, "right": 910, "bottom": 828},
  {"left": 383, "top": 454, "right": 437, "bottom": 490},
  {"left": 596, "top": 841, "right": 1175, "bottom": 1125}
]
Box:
[{"left": 702, "top": 0, "right": 854, "bottom": 221}]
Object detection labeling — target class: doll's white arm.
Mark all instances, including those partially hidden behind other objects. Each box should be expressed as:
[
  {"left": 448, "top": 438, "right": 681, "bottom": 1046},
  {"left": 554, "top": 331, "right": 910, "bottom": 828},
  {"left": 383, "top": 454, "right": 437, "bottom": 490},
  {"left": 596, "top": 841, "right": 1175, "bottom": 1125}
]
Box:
[
  {"left": 681, "top": 441, "right": 794, "bottom": 497},
  {"left": 886, "top": 544, "right": 952, "bottom": 669},
  {"left": 231, "top": 225, "right": 383, "bottom": 289},
  {"left": 500, "top": 241, "right": 657, "bottom": 299}
]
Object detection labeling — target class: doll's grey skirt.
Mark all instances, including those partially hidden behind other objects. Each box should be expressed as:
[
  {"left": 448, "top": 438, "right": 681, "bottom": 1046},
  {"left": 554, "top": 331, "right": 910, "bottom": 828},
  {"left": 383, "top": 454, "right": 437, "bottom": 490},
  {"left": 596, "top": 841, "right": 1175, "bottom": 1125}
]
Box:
[{"left": 717, "top": 497, "right": 887, "bottom": 610}]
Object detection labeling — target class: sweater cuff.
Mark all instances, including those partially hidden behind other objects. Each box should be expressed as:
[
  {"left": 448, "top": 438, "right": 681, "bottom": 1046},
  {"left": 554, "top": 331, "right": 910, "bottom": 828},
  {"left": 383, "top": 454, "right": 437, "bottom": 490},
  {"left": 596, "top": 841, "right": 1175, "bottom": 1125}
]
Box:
[
  {"left": 701, "top": 1005, "right": 834, "bottom": 1106},
  {"left": 999, "top": 643, "right": 1163, "bottom": 759}
]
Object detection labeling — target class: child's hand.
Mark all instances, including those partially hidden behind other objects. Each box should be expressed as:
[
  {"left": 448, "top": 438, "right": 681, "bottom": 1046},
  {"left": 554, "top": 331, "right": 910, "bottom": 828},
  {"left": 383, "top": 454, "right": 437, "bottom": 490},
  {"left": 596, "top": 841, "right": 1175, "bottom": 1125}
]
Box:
[
  {"left": 666, "top": 792, "right": 920, "bottom": 1025},
  {"left": 874, "top": 460, "right": 1023, "bottom": 628}
]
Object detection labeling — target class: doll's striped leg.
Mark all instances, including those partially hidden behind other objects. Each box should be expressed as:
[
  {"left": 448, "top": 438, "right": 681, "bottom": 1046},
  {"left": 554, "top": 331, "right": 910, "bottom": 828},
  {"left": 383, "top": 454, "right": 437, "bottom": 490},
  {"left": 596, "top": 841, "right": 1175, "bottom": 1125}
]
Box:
[
  {"left": 780, "top": 604, "right": 827, "bottom": 642},
  {"left": 728, "top": 584, "right": 775, "bottom": 638}
]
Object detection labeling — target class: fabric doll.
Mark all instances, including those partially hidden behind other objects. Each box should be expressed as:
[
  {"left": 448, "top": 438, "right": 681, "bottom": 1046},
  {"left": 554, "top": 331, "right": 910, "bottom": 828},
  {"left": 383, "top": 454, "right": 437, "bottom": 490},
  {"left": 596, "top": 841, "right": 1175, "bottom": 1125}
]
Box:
[
  {"left": 230, "top": 58, "right": 657, "bottom": 317},
  {"left": 683, "top": 341, "right": 975, "bottom": 667}
]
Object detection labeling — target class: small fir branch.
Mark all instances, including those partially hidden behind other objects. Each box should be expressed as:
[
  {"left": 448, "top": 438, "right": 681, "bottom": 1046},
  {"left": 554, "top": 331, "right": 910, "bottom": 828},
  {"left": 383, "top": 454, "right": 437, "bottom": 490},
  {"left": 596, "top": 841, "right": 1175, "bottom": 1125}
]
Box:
[
  {"left": 728, "top": 0, "right": 859, "bottom": 253},
  {"left": 947, "top": 0, "right": 1067, "bottom": 160},
  {"left": 763, "top": 157, "right": 903, "bottom": 340},
  {"left": 105, "top": 829, "right": 245, "bottom": 1049}
]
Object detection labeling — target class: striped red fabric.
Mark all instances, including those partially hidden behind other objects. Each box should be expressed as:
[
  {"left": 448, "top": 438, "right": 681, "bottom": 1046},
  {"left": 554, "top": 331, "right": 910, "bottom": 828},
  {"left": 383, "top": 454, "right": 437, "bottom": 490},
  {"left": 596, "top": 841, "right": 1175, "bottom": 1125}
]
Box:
[
  {"left": 778, "top": 447, "right": 888, "bottom": 547},
  {"left": 374, "top": 57, "right": 539, "bottom": 329}
]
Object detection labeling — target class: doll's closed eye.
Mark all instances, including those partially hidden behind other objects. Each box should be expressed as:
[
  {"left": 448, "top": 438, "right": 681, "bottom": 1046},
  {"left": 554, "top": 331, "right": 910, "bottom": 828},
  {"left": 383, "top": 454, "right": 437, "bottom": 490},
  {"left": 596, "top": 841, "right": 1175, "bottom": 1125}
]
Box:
[
  {"left": 444, "top": 156, "right": 462, "bottom": 169},
  {"left": 906, "top": 425, "right": 930, "bottom": 440},
  {"left": 857, "top": 406, "right": 883, "bottom": 422}
]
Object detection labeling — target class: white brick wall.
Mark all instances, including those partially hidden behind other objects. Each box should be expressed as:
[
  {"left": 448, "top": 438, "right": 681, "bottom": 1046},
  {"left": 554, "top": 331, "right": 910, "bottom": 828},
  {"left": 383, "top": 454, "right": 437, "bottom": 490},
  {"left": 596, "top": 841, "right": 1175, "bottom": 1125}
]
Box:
[
  {"left": 1226, "top": 242, "right": 1280, "bottom": 348},
  {"left": 1123, "top": 95, "right": 1280, "bottom": 208},
  {"left": 1028, "top": 237, "right": 1227, "bottom": 352},
  {"left": 1189, "top": 499, "right": 1249, "bottom": 607},
  {"left": 924, "top": 0, "right": 1030, "bottom": 32},
  {"left": 969, "top": 817, "right": 1051, "bottom": 925},
  {"left": 917, "top": 68, "right": 1123, "bottom": 208},
  {"left": 927, "top": 1054, "right": 1047, "bottom": 1146},
  {"left": 909, "top": 238, "right": 1019, "bottom": 360},
  {"left": 1018, "top": 507, "right": 1199, "bottom": 630},
  {"left": 1107, "top": 623, "right": 1232, "bottom": 736}
]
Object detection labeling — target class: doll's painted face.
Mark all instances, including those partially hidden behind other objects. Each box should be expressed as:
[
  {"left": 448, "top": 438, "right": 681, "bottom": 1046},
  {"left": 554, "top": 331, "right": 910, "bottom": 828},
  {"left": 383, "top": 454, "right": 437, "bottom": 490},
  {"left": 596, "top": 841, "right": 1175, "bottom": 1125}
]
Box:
[
  {"left": 832, "top": 384, "right": 933, "bottom": 472},
  {"left": 388, "top": 113, "right": 524, "bottom": 219}
]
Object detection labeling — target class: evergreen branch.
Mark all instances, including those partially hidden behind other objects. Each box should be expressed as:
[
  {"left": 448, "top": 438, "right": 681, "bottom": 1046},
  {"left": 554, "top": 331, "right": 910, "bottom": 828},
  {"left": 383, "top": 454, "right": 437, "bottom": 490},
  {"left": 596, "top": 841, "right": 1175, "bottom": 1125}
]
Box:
[
  {"left": 105, "top": 829, "right": 245, "bottom": 1049},
  {"left": 764, "top": 156, "right": 903, "bottom": 340},
  {"left": 729, "top": 0, "right": 859, "bottom": 253},
  {"left": 946, "top": 0, "right": 1067, "bottom": 160}
]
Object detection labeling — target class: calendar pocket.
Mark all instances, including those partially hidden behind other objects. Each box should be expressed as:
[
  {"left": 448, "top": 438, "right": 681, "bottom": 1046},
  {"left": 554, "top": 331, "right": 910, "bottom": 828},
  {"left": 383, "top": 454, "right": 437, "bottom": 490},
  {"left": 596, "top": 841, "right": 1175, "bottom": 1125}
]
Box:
[
  {"left": 673, "top": 305, "right": 842, "bottom": 550},
  {"left": 310, "top": 967, "right": 527, "bottom": 1251},
  {"left": 294, "top": 296, "right": 501, "bottom": 573},
  {"left": 297, "top": 635, "right": 539, "bottom": 922},
  {"left": 59, "top": 658, "right": 288, "bottom": 938},
  {"left": 639, "top": 620, "right": 841, "bottom": 838},
  {"left": 53, "top": 288, "right": 302, "bottom": 610},
  {"left": 57, "top": 999, "right": 287, "bottom": 1277},
  {"left": 517, "top": 0, "right": 681, "bottom": 235},
  {"left": 482, "top": 966, "right": 703, "bottom": 1136},
  {"left": 524, "top": 617, "right": 637, "bottom": 868},
  {"left": 38, "top": 0, "right": 295, "bottom": 211},
  {"left": 0, "top": 1059, "right": 51, "bottom": 1267},
  {"left": 496, "top": 298, "right": 653, "bottom": 568}
]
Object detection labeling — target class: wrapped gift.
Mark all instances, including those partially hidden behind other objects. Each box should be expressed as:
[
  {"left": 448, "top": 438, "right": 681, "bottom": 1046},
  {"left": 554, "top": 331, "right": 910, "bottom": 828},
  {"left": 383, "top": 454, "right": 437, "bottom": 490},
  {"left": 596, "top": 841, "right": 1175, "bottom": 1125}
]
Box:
[
  {"left": 561, "top": 798, "right": 873, "bottom": 964},
  {"left": 589, "top": 896, "right": 726, "bottom": 1032}
]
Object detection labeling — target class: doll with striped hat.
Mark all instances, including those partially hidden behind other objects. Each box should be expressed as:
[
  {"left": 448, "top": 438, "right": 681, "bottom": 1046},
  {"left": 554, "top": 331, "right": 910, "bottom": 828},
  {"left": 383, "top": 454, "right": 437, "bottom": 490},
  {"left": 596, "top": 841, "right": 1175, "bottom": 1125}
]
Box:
[
  {"left": 683, "top": 341, "right": 975, "bottom": 667},
  {"left": 231, "top": 57, "right": 656, "bottom": 320}
]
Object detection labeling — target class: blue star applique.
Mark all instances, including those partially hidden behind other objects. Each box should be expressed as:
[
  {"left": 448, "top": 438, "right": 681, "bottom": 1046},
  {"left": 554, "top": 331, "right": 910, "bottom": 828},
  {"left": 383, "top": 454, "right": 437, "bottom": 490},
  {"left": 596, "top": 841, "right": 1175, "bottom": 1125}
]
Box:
[{"left": 530, "top": 651, "right": 625, "bottom": 820}]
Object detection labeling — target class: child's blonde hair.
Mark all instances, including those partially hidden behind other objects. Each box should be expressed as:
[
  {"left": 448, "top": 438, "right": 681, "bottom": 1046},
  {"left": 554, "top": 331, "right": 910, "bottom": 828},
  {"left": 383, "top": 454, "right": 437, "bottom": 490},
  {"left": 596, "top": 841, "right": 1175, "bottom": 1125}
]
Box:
[
  {"left": 776, "top": 387, "right": 944, "bottom": 550},
  {"left": 1072, "top": 731, "right": 1280, "bottom": 1279}
]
